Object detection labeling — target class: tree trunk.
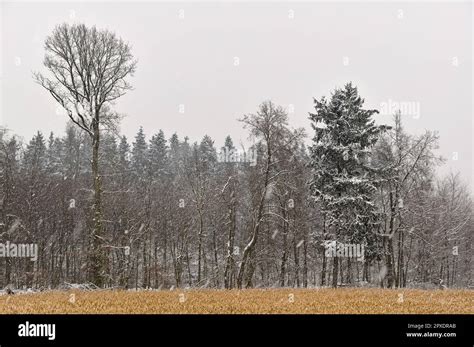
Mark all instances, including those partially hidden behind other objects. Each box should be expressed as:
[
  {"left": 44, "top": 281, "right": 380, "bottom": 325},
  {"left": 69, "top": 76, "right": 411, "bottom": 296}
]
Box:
[
  {"left": 302, "top": 236, "right": 308, "bottom": 288},
  {"left": 321, "top": 250, "right": 327, "bottom": 286},
  {"left": 224, "top": 193, "right": 236, "bottom": 289},
  {"left": 236, "top": 147, "right": 271, "bottom": 289},
  {"left": 280, "top": 231, "right": 287, "bottom": 287},
  {"left": 90, "top": 120, "right": 106, "bottom": 287},
  {"left": 279, "top": 207, "right": 288, "bottom": 287},
  {"left": 292, "top": 232, "right": 300, "bottom": 287},
  {"left": 197, "top": 208, "right": 203, "bottom": 283},
  {"left": 212, "top": 226, "right": 219, "bottom": 287},
  {"left": 385, "top": 236, "right": 395, "bottom": 288},
  {"left": 332, "top": 255, "right": 339, "bottom": 288}
]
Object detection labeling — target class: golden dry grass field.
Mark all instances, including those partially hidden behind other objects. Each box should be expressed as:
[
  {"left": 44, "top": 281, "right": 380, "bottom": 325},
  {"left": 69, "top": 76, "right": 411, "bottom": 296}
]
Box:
[{"left": 0, "top": 288, "right": 472, "bottom": 314}]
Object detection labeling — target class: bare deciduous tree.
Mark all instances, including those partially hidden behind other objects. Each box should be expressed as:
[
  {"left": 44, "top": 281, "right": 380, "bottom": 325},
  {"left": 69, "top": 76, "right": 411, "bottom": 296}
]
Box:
[
  {"left": 236, "top": 101, "right": 304, "bottom": 288},
  {"left": 34, "top": 23, "right": 137, "bottom": 286}
]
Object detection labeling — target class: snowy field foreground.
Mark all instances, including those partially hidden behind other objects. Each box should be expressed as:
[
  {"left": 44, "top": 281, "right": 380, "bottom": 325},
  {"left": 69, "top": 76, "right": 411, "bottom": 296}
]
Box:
[{"left": 0, "top": 288, "right": 472, "bottom": 314}]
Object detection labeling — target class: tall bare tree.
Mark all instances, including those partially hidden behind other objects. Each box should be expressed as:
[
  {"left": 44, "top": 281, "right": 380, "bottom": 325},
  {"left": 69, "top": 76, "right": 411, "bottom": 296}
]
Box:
[
  {"left": 236, "top": 101, "right": 304, "bottom": 288},
  {"left": 34, "top": 23, "right": 137, "bottom": 286},
  {"left": 374, "top": 112, "right": 442, "bottom": 287}
]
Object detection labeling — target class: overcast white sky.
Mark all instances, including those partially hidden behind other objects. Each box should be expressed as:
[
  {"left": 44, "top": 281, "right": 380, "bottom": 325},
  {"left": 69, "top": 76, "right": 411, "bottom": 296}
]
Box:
[{"left": 0, "top": 1, "right": 472, "bottom": 188}]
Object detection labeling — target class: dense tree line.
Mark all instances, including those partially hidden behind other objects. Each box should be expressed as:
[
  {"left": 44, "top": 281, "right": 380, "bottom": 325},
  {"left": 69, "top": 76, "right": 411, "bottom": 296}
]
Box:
[
  {"left": 0, "top": 93, "right": 471, "bottom": 290},
  {"left": 1, "top": 24, "right": 471, "bottom": 290}
]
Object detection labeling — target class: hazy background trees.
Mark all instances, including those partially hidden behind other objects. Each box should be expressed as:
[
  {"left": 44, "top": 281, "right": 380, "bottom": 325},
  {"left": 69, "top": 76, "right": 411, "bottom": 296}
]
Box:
[{"left": 0, "top": 95, "right": 471, "bottom": 290}]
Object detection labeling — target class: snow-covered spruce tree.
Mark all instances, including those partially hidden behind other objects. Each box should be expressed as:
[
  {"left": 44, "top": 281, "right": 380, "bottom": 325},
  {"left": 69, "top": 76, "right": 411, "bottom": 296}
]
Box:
[
  {"left": 148, "top": 130, "right": 169, "bottom": 179},
  {"left": 309, "top": 83, "right": 389, "bottom": 288},
  {"left": 132, "top": 127, "right": 148, "bottom": 180}
]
